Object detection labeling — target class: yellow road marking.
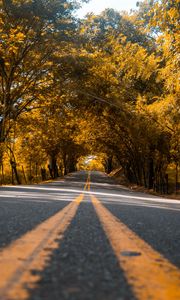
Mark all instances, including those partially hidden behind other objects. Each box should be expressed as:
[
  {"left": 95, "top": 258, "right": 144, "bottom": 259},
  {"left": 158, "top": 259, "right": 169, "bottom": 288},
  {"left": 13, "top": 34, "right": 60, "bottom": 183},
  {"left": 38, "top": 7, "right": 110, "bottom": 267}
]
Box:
[
  {"left": 0, "top": 194, "right": 84, "bottom": 300},
  {"left": 84, "top": 172, "right": 91, "bottom": 191},
  {"left": 87, "top": 171, "right": 91, "bottom": 191},
  {"left": 92, "top": 196, "right": 180, "bottom": 300},
  {"left": 84, "top": 182, "right": 88, "bottom": 190}
]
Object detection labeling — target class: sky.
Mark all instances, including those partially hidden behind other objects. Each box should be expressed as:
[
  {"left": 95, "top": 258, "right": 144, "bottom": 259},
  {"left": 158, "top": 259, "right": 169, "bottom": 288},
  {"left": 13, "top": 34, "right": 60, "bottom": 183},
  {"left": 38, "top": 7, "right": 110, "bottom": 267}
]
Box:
[{"left": 77, "top": 0, "right": 138, "bottom": 18}]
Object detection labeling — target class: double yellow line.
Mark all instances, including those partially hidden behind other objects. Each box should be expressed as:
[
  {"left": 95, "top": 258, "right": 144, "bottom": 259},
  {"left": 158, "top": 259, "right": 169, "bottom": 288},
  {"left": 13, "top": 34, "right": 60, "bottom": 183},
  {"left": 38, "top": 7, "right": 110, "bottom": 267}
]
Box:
[
  {"left": 0, "top": 173, "right": 180, "bottom": 300},
  {"left": 84, "top": 173, "right": 180, "bottom": 300},
  {"left": 92, "top": 196, "right": 180, "bottom": 300},
  {"left": 0, "top": 174, "right": 91, "bottom": 300},
  {"left": 84, "top": 171, "right": 91, "bottom": 191},
  {"left": 0, "top": 194, "right": 84, "bottom": 300}
]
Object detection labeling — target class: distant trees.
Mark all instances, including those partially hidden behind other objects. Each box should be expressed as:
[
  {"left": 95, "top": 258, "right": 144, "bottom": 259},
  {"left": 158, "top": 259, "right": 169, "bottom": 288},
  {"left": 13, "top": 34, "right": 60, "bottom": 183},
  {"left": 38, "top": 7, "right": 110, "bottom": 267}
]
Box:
[{"left": 17, "top": 96, "right": 85, "bottom": 178}]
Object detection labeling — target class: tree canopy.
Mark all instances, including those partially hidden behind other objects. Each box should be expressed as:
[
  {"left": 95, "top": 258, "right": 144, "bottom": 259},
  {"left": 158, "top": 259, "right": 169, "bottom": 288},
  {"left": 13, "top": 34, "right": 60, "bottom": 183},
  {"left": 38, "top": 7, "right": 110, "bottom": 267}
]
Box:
[{"left": 0, "top": 0, "right": 179, "bottom": 193}]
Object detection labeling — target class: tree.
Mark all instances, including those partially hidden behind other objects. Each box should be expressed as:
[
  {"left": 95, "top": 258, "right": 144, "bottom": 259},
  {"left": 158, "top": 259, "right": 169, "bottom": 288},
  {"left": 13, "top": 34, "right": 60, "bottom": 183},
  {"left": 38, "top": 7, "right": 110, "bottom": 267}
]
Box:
[
  {"left": 1, "top": 1, "right": 179, "bottom": 193},
  {"left": 0, "top": 0, "right": 87, "bottom": 155}
]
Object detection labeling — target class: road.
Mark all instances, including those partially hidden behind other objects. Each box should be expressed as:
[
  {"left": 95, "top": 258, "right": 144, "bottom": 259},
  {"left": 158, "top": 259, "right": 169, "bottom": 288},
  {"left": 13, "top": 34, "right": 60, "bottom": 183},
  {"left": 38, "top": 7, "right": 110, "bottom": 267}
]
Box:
[{"left": 0, "top": 171, "right": 180, "bottom": 300}]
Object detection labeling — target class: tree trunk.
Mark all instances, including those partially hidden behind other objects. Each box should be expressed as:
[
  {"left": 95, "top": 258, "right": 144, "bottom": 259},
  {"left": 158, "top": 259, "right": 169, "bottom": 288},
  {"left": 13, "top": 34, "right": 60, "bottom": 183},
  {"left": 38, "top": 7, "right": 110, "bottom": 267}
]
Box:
[
  {"left": 69, "top": 159, "right": 77, "bottom": 173},
  {"left": 0, "top": 163, "right": 4, "bottom": 185},
  {"left": 63, "top": 154, "right": 68, "bottom": 176},
  {"left": 148, "top": 157, "right": 154, "bottom": 189},
  {"left": 49, "top": 156, "right": 59, "bottom": 179},
  {"left": 22, "top": 166, "right": 27, "bottom": 184},
  {"left": 106, "top": 156, "right": 113, "bottom": 174},
  {"left": 143, "top": 164, "right": 147, "bottom": 188},
  {"left": 10, "top": 160, "right": 21, "bottom": 185},
  {"left": 175, "top": 163, "right": 179, "bottom": 194}
]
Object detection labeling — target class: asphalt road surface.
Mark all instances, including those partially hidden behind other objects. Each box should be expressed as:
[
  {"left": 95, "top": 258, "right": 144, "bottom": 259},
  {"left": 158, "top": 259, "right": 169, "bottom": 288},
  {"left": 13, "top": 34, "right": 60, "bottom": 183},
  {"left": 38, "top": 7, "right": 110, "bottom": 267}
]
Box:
[{"left": 0, "top": 171, "right": 180, "bottom": 300}]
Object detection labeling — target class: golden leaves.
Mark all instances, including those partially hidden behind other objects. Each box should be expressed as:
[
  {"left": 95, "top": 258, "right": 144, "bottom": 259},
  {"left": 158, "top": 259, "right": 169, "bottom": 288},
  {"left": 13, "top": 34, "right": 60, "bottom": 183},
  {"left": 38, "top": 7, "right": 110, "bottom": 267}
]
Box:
[{"left": 0, "top": 27, "right": 26, "bottom": 56}]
